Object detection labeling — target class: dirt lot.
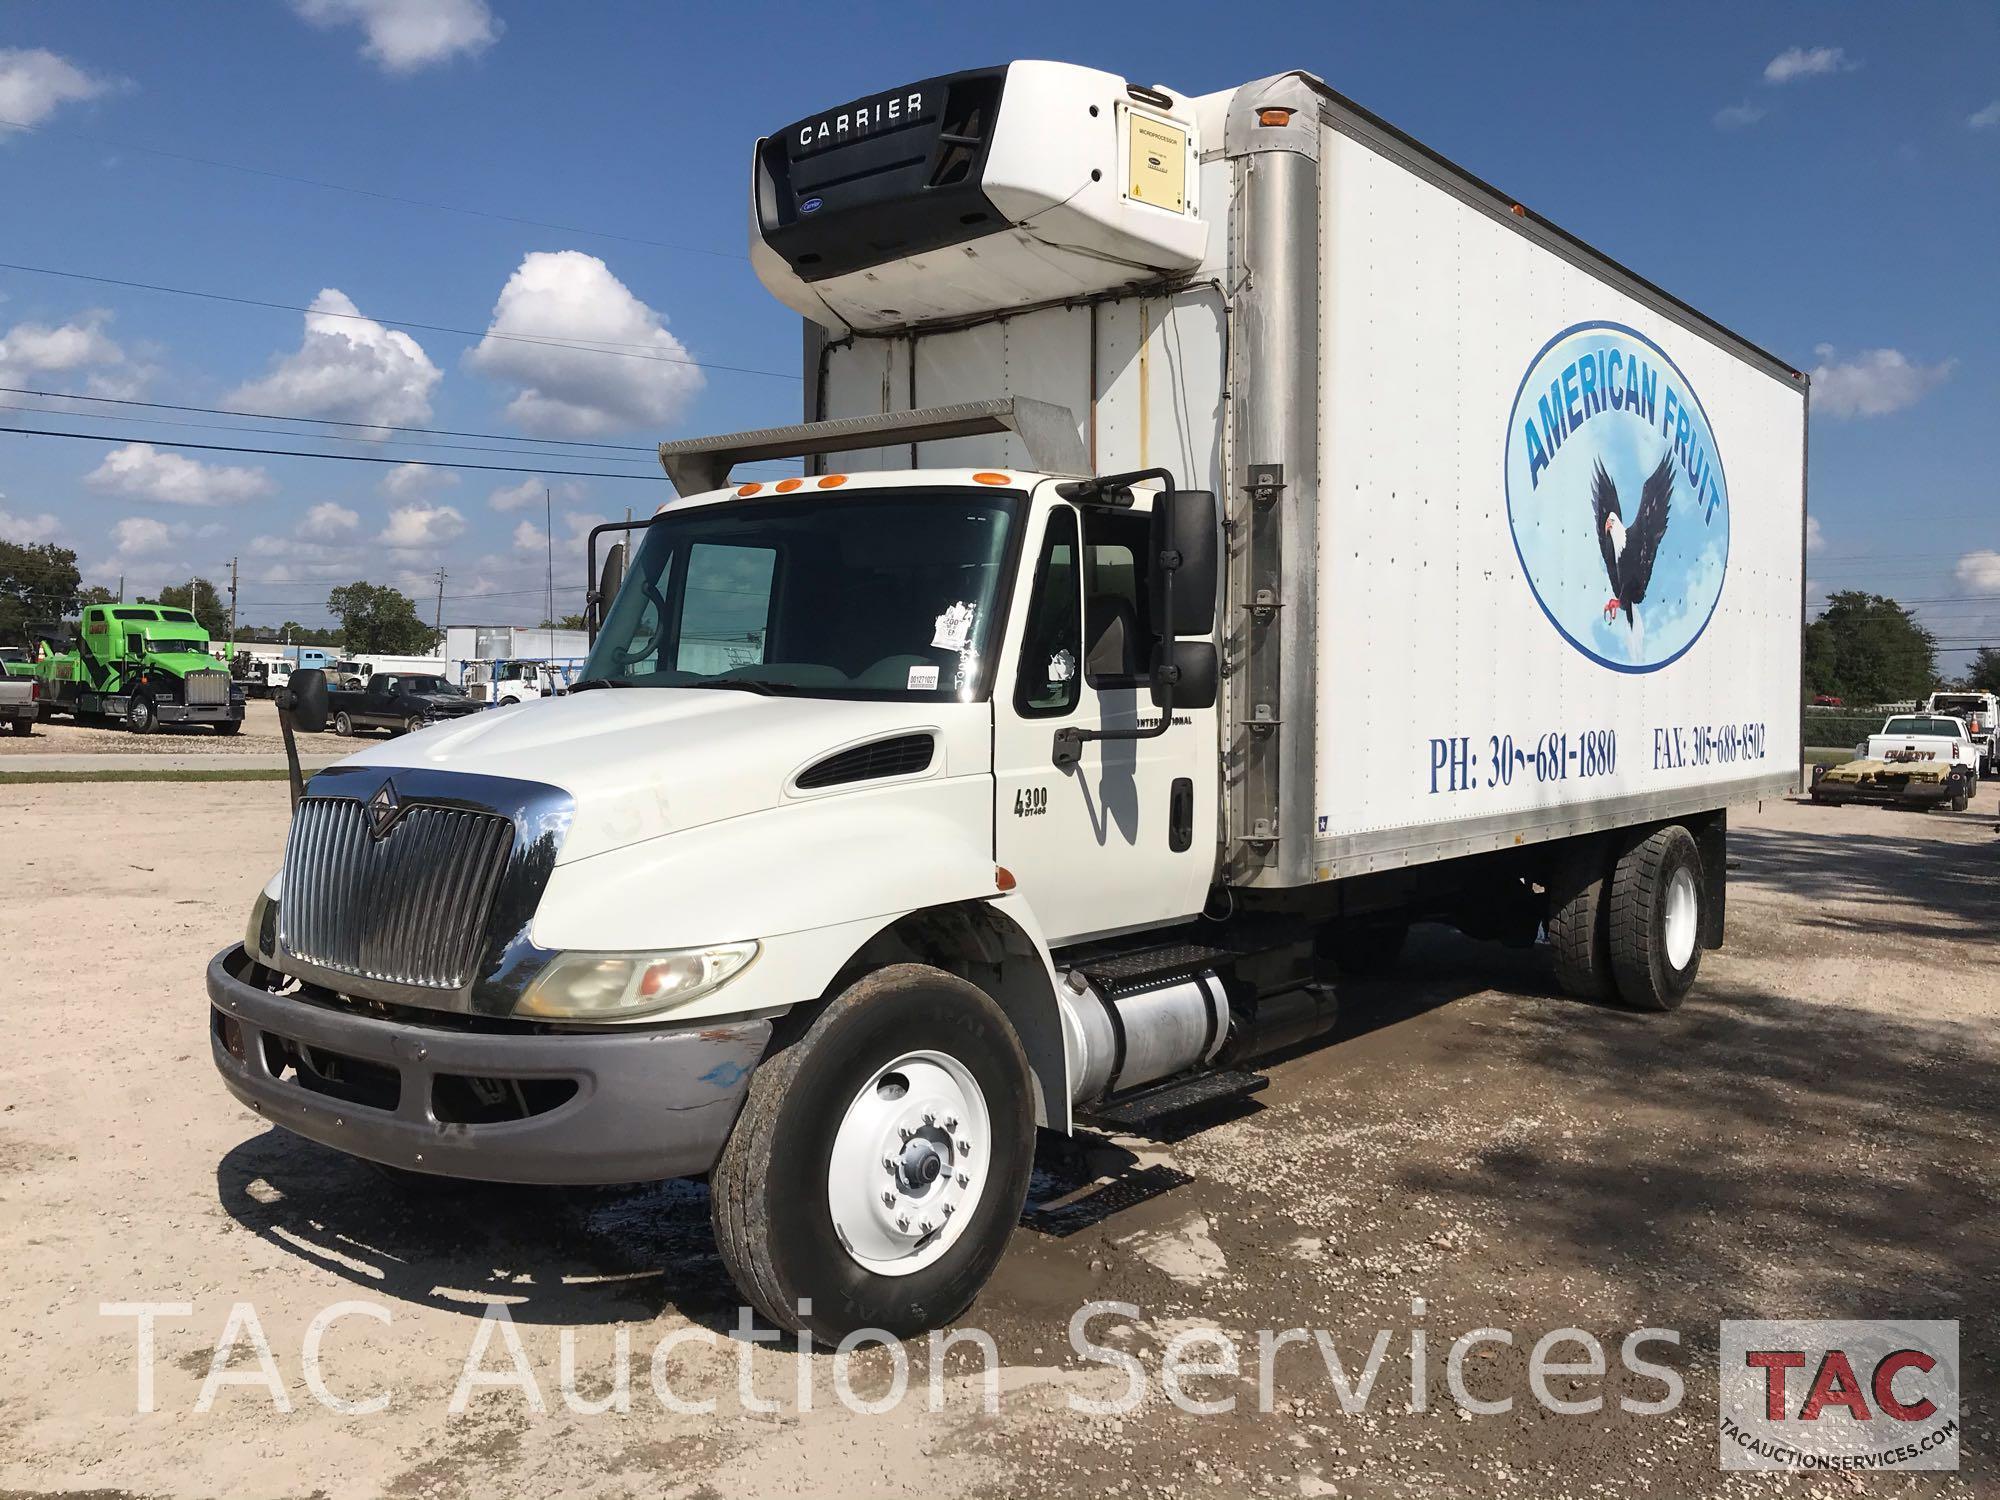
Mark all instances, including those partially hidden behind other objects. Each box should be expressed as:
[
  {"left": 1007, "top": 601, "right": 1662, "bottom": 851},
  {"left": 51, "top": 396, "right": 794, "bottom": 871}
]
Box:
[
  {"left": 0, "top": 697, "right": 310, "bottom": 757},
  {"left": 0, "top": 781, "right": 1992, "bottom": 1498}
]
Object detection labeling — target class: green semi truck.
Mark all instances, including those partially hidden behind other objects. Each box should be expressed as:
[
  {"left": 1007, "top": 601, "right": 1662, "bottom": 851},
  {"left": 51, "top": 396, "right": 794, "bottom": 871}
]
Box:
[{"left": 34, "top": 603, "right": 246, "bottom": 733}]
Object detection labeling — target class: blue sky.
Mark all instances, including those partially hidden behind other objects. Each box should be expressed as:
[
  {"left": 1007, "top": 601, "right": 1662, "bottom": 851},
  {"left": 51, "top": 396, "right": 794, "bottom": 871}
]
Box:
[{"left": 0, "top": 1, "right": 1994, "bottom": 656}]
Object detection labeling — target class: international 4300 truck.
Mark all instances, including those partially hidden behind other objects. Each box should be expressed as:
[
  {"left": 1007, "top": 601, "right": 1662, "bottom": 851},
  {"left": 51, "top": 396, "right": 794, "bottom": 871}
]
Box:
[
  {"left": 209, "top": 61, "right": 1808, "bottom": 1344},
  {"left": 38, "top": 603, "right": 244, "bottom": 733}
]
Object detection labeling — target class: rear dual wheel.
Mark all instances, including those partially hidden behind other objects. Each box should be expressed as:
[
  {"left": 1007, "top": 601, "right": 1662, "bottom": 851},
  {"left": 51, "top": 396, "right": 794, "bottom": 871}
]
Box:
[
  {"left": 710, "top": 964, "right": 1035, "bottom": 1347},
  {"left": 1547, "top": 824, "right": 1708, "bottom": 1012}
]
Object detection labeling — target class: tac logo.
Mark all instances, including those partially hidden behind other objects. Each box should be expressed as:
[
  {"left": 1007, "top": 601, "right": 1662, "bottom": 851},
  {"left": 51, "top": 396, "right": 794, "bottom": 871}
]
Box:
[
  {"left": 1719, "top": 1320, "right": 1959, "bottom": 1472},
  {"left": 1504, "top": 321, "right": 1730, "bottom": 672}
]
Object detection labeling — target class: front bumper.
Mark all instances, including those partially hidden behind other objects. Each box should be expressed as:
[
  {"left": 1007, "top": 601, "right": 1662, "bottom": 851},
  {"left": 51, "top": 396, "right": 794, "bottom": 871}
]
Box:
[
  {"left": 207, "top": 944, "right": 769, "bottom": 1184},
  {"left": 159, "top": 701, "right": 243, "bottom": 724}
]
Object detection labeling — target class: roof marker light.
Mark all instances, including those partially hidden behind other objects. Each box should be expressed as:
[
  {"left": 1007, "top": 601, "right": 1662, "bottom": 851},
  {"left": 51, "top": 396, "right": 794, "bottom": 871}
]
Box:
[
  {"left": 817, "top": 474, "right": 848, "bottom": 488},
  {"left": 776, "top": 477, "right": 804, "bottom": 493},
  {"left": 1257, "top": 107, "right": 1294, "bottom": 127},
  {"left": 736, "top": 482, "right": 762, "bottom": 497},
  {"left": 972, "top": 472, "right": 1011, "bottom": 486}
]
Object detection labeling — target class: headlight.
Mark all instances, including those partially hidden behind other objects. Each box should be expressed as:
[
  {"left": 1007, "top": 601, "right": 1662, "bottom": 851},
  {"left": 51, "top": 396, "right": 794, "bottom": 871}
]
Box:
[{"left": 515, "top": 942, "right": 759, "bottom": 1021}]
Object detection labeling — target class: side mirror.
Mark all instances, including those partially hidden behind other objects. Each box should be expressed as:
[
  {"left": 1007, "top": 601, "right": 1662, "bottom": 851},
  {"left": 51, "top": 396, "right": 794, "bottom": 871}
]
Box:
[
  {"left": 1150, "top": 489, "right": 1218, "bottom": 638},
  {"left": 1151, "top": 641, "right": 1217, "bottom": 711},
  {"left": 590, "top": 541, "right": 627, "bottom": 643},
  {"left": 287, "top": 669, "right": 329, "bottom": 733}
]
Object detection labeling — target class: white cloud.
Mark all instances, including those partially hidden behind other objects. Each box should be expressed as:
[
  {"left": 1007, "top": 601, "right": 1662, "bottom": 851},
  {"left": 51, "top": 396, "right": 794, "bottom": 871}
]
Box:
[
  {"left": 1806, "top": 515, "right": 1825, "bottom": 552},
  {"left": 465, "top": 251, "right": 704, "bottom": 437},
  {"left": 1809, "top": 345, "right": 1955, "bottom": 419},
  {"left": 109, "top": 515, "right": 181, "bottom": 557},
  {"left": 1713, "top": 101, "right": 1768, "bottom": 131},
  {"left": 510, "top": 517, "right": 545, "bottom": 554},
  {"left": 378, "top": 502, "right": 465, "bottom": 548},
  {"left": 86, "top": 443, "right": 275, "bottom": 506},
  {"left": 290, "top": 0, "right": 501, "bottom": 74},
  {"left": 0, "top": 308, "right": 143, "bottom": 397},
  {"left": 0, "top": 47, "right": 111, "bottom": 133},
  {"left": 382, "top": 461, "right": 459, "bottom": 499},
  {"left": 228, "top": 289, "right": 441, "bottom": 431},
  {"left": 298, "top": 502, "right": 361, "bottom": 540},
  {"left": 514, "top": 509, "right": 605, "bottom": 555},
  {"left": 0, "top": 505, "right": 63, "bottom": 543},
  {"left": 1956, "top": 551, "right": 2000, "bottom": 592},
  {"left": 487, "top": 475, "right": 582, "bottom": 512},
  {"left": 1763, "top": 46, "right": 1855, "bottom": 84},
  {"left": 1970, "top": 101, "right": 2000, "bottom": 130}
]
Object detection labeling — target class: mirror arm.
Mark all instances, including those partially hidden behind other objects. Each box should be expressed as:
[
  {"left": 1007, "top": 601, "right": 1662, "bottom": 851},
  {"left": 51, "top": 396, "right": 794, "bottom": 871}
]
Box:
[
  {"left": 274, "top": 687, "right": 305, "bottom": 810},
  {"left": 1051, "top": 565, "right": 1178, "bottom": 770}
]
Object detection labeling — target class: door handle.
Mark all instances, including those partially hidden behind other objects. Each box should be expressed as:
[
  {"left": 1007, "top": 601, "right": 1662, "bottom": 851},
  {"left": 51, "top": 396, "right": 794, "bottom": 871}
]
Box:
[{"left": 1169, "top": 777, "right": 1193, "bottom": 852}]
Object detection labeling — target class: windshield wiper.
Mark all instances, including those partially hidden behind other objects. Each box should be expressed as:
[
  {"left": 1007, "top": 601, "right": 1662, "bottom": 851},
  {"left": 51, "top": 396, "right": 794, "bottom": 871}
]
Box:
[
  {"left": 568, "top": 676, "right": 631, "bottom": 692},
  {"left": 684, "top": 678, "right": 797, "bottom": 697}
]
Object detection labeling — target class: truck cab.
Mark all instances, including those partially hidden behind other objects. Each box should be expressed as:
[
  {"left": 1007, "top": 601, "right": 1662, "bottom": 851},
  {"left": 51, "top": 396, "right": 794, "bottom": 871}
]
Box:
[
  {"left": 38, "top": 604, "right": 245, "bottom": 734},
  {"left": 1923, "top": 691, "right": 1997, "bottom": 777}
]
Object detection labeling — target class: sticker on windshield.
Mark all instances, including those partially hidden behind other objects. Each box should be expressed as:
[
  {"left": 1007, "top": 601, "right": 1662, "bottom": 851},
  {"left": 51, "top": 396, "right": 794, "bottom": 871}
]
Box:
[
  {"left": 931, "top": 601, "right": 977, "bottom": 653},
  {"left": 906, "top": 665, "right": 939, "bottom": 691}
]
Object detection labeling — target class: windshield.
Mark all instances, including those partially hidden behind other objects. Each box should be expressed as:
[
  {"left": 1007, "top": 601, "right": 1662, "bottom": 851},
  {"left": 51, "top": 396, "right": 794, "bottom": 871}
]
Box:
[
  {"left": 1930, "top": 696, "right": 1984, "bottom": 711},
  {"left": 1883, "top": 717, "right": 1962, "bottom": 737},
  {"left": 398, "top": 675, "right": 459, "bottom": 696},
  {"left": 582, "top": 490, "right": 1021, "bottom": 700}
]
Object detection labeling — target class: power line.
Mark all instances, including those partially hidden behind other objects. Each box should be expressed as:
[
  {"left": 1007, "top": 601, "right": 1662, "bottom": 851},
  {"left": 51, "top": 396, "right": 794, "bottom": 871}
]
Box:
[
  {"left": 0, "top": 423, "right": 667, "bottom": 481},
  {"left": 0, "top": 114, "right": 745, "bottom": 261},
  {"left": 0, "top": 384, "right": 658, "bottom": 452},
  {"left": 0, "top": 262, "right": 799, "bottom": 381}
]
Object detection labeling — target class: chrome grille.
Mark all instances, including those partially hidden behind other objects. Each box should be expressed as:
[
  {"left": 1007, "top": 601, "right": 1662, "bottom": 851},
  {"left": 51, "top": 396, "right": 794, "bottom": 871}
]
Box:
[
  {"left": 279, "top": 795, "right": 515, "bottom": 990},
  {"left": 185, "top": 669, "right": 231, "bottom": 706}
]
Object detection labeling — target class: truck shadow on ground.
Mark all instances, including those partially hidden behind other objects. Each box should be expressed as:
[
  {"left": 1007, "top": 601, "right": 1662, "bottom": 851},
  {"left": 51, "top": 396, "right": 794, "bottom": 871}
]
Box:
[
  {"left": 1394, "top": 978, "right": 1998, "bottom": 1450},
  {"left": 1735, "top": 815, "right": 1994, "bottom": 943}
]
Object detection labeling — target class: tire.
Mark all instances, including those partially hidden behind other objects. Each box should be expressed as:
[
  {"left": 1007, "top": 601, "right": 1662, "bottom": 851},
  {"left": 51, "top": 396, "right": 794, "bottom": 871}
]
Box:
[
  {"left": 405, "top": 715, "right": 430, "bottom": 735},
  {"left": 1545, "top": 840, "right": 1614, "bottom": 1000},
  {"left": 215, "top": 719, "right": 241, "bottom": 736},
  {"left": 498, "top": 696, "right": 519, "bottom": 708},
  {"left": 1607, "top": 824, "right": 1706, "bottom": 1012},
  {"left": 710, "top": 963, "right": 1036, "bottom": 1347},
  {"left": 126, "top": 695, "right": 157, "bottom": 734},
  {"left": 1318, "top": 919, "right": 1409, "bottom": 977},
  {"left": 1950, "top": 774, "right": 1970, "bottom": 813},
  {"left": 9, "top": 717, "right": 30, "bottom": 737},
  {"left": 333, "top": 710, "right": 354, "bottom": 737}
]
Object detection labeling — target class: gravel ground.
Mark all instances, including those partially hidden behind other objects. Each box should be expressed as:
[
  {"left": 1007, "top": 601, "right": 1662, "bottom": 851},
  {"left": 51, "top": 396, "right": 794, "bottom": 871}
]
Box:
[
  {"left": 0, "top": 697, "right": 317, "bottom": 757},
  {"left": 0, "top": 781, "right": 1991, "bottom": 1498}
]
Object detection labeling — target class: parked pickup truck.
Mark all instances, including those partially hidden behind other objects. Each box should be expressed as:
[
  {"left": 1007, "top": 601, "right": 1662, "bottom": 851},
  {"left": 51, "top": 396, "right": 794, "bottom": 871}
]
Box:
[
  {"left": 1924, "top": 690, "right": 1997, "bottom": 778},
  {"left": 0, "top": 674, "right": 36, "bottom": 735},
  {"left": 1813, "top": 714, "right": 1977, "bottom": 810},
  {"left": 326, "top": 672, "right": 482, "bottom": 738}
]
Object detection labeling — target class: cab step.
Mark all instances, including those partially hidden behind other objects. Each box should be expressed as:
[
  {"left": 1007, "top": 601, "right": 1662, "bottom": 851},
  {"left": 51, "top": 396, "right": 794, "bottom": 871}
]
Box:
[
  {"left": 1082, "top": 1068, "right": 1269, "bottom": 1135},
  {"left": 1073, "top": 942, "right": 1233, "bottom": 998}
]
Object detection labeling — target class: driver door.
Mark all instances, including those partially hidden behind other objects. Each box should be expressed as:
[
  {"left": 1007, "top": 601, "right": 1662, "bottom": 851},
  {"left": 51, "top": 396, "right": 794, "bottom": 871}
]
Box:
[{"left": 991, "top": 495, "right": 1217, "bottom": 946}]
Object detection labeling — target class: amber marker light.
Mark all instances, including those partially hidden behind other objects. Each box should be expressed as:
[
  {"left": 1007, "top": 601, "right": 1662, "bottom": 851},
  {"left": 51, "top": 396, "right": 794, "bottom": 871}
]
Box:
[
  {"left": 817, "top": 474, "right": 848, "bottom": 488},
  {"left": 736, "top": 482, "right": 762, "bottom": 496},
  {"left": 1257, "top": 107, "right": 1294, "bottom": 127},
  {"left": 972, "top": 472, "right": 1011, "bottom": 486},
  {"left": 776, "top": 477, "right": 804, "bottom": 493},
  {"left": 995, "top": 866, "right": 1017, "bottom": 891}
]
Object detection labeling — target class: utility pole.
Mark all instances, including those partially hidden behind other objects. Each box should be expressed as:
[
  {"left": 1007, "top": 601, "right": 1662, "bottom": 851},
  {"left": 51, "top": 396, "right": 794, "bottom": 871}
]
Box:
[
  {"left": 117, "top": 574, "right": 124, "bottom": 603},
  {"left": 432, "top": 566, "right": 447, "bottom": 646},
  {"left": 545, "top": 487, "right": 555, "bottom": 657},
  {"left": 225, "top": 556, "right": 239, "bottom": 652}
]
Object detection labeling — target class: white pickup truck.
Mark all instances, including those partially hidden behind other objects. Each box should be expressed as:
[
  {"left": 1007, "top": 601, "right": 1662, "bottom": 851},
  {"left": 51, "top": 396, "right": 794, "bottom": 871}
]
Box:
[
  {"left": 0, "top": 673, "right": 36, "bottom": 736},
  {"left": 1924, "top": 691, "right": 1997, "bottom": 777},
  {"left": 1812, "top": 714, "right": 1977, "bottom": 810}
]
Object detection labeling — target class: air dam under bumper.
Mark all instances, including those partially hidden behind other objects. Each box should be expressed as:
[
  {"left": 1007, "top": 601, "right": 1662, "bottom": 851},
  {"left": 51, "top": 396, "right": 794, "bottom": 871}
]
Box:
[{"left": 207, "top": 945, "right": 770, "bottom": 1185}]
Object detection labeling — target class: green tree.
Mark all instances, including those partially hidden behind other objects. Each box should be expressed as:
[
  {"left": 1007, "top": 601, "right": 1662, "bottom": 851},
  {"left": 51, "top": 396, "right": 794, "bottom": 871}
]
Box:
[
  {"left": 1966, "top": 646, "right": 2000, "bottom": 696},
  {"left": 540, "top": 614, "right": 587, "bottom": 631},
  {"left": 0, "top": 539, "right": 82, "bottom": 646},
  {"left": 1801, "top": 591, "right": 1937, "bottom": 706},
  {"left": 152, "top": 577, "right": 229, "bottom": 638},
  {"left": 327, "top": 581, "right": 439, "bottom": 654}
]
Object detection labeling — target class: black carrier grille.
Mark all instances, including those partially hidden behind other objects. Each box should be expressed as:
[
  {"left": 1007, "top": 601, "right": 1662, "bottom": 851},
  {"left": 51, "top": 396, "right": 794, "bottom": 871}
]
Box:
[
  {"left": 757, "top": 66, "right": 1009, "bottom": 282},
  {"left": 796, "top": 734, "right": 936, "bottom": 790}
]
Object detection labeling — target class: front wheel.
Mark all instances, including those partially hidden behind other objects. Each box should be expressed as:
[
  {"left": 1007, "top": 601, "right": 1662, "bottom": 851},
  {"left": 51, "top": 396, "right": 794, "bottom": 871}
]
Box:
[
  {"left": 126, "top": 695, "right": 157, "bottom": 734},
  {"left": 710, "top": 964, "right": 1036, "bottom": 1347},
  {"left": 1608, "top": 824, "right": 1707, "bottom": 1012},
  {"left": 215, "top": 718, "right": 241, "bottom": 736},
  {"left": 8, "top": 717, "right": 30, "bottom": 737},
  {"left": 333, "top": 710, "right": 354, "bottom": 736}
]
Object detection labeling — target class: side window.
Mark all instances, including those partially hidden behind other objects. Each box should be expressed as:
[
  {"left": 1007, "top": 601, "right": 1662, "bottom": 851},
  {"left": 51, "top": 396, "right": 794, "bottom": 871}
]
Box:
[
  {"left": 1013, "top": 509, "right": 1080, "bottom": 718},
  {"left": 1081, "top": 510, "right": 1157, "bottom": 686},
  {"left": 676, "top": 543, "right": 776, "bottom": 673}
]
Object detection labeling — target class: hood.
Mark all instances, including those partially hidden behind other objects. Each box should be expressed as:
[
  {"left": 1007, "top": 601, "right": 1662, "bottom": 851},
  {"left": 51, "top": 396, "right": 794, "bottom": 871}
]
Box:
[
  {"left": 330, "top": 688, "right": 991, "bottom": 864},
  {"left": 411, "top": 692, "right": 480, "bottom": 712},
  {"left": 149, "top": 650, "right": 226, "bottom": 677}
]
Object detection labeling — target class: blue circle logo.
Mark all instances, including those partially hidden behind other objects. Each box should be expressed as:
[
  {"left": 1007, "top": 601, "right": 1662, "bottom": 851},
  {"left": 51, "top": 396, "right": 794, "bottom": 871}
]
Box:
[
  {"left": 1504, "top": 321, "right": 1729, "bottom": 672},
  {"left": 800, "top": 196, "right": 823, "bottom": 215}
]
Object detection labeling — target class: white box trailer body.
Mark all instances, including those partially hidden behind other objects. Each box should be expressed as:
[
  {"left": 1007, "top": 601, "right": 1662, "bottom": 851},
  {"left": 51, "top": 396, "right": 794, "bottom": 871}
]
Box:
[{"left": 796, "top": 67, "right": 1806, "bottom": 888}]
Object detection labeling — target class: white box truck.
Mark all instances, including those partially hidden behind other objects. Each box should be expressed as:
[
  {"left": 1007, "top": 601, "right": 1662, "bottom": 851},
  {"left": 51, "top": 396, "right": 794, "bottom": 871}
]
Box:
[{"left": 208, "top": 61, "right": 1807, "bottom": 1345}]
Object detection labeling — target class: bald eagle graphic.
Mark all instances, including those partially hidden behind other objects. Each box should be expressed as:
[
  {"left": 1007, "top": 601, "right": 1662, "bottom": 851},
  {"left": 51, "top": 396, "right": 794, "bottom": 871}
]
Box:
[{"left": 1591, "top": 452, "right": 1675, "bottom": 647}]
